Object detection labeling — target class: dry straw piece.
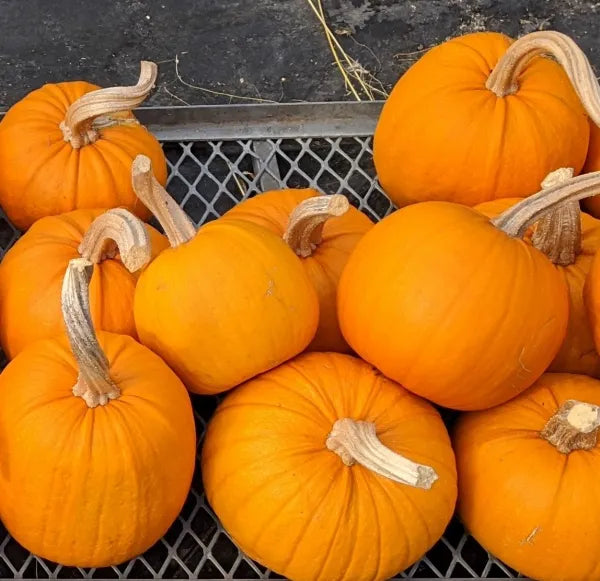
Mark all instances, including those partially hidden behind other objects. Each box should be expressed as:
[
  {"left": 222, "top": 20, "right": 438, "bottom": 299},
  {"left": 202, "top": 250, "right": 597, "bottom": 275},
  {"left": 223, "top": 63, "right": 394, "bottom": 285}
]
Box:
[{"left": 305, "top": 0, "right": 388, "bottom": 101}]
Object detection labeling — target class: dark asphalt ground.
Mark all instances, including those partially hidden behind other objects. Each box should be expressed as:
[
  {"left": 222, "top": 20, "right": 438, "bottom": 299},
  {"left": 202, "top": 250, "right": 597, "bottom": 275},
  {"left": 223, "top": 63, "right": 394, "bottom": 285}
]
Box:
[{"left": 0, "top": 0, "right": 598, "bottom": 109}]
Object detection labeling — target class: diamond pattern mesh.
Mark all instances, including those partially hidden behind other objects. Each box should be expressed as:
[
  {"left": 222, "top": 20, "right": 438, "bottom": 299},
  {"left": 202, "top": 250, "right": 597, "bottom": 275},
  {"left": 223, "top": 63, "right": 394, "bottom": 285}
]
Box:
[{"left": 0, "top": 135, "right": 523, "bottom": 580}]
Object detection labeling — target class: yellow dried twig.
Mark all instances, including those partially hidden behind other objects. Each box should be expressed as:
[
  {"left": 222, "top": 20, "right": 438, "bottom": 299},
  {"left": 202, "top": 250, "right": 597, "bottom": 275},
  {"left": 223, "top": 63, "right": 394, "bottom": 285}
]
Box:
[{"left": 305, "top": 0, "right": 388, "bottom": 101}]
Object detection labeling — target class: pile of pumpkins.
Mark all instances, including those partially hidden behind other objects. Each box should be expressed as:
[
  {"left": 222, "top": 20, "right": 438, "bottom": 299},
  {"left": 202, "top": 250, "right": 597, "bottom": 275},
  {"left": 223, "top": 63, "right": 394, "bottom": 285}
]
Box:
[{"left": 0, "top": 28, "right": 598, "bottom": 581}]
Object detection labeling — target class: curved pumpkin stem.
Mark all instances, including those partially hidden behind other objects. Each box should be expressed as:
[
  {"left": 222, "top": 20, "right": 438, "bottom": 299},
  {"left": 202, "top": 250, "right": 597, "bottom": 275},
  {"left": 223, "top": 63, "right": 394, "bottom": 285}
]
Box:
[
  {"left": 531, "top": 168, "right": 581, "bottom": 266},
  {"left": 131, "top": 155, "right": 196, "bottom": 248},
  {"left": 492, "top": 170, "right": 600, "bottom": 238},
  {"left": 60, "top": 61, "right": 158, "bottom": 149},
  {"left": 541, "top": 399, "right": 600, "bottom": 454},
  {"left": 283, "top": 194, "right": 350, "bottom": 257},
  {"left": 326, "top": 418, "right": 438, "bottom": 489},
  {"left": 78, "top": 208, "right": 152, "bottom": 273},
  {"left": 486, "top": 31, "right": 600, "bottom": 126},
  {"left": 62, "top": 258, "right": 120, "bottom": 408}
]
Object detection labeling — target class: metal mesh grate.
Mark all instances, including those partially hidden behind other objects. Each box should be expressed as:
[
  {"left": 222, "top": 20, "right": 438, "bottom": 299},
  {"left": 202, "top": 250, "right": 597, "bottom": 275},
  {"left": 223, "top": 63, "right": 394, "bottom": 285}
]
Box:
[{"left": 0, "top": 116, "right": 523, "bottom": 580}]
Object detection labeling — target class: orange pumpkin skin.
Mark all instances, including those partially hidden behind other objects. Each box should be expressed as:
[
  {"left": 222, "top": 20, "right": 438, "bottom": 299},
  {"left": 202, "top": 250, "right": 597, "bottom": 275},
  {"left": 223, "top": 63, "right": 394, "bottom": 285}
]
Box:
[
  {"left": 374, "top": 32, "right": 589, "bottom": 208},
  {"left": 0, "top": 82, "right": 167, "bottom": 230},
  {"left": 583, "top": 250, "right": 600, "bottom": 355},
  {"left": 338, "top": 202, "right": 569, "bottom": 410},
  {"left": 582, "top": 121, "right": 600, "bottom": 216},
  {"left": 477, "top": 197, "right": 600, "bottom": 377},
  {"left": 202, "top": 352, "right": 457, "bottom": 581},
  {"left": 134, "top": 219, "right": 319, "bottom": 395},
  {"left": 0, "top": 333, "right": 196, "bottom": 567},
  {"left": 455, "top": 373, "right": 600, "bottom": 581},
  {"left": 224, "top": 188, "right": 373, "bottom": 352},
  {"left": 0, "top": 209, "right": 168, "bottom": 359}
]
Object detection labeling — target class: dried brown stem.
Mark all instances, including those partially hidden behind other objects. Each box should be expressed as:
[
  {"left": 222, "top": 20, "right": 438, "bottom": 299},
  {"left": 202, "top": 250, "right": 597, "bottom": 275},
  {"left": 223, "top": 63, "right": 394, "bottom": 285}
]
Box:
[
  {"left": 492, "top": 170, "right": 600, "bottom": 238},
  {"left": 531, "top": 168, "right": 581, "bottom": 266},
  {"left": 78, "top": 208, "right": 152, "bottom": 273},
  {"left": 283, "top": 194, "right": 349, "bottom": 257},
  {"left": 61, "top": 61, "right": 158, "bottom": 148},
  {"left": 131, "top": 155, "right": 196, "bottom": 247},
  {"left": 486, "top": 31, "right": 600, "bottom": 126},
  {"left": 326, "top": 418, "right": 438, "bottom": 489},
  {"left": 61, "top": 258, "right": 120, "bottom": 408},
  {"left": 541, "top": 399, "right": 600, "bottom": 454}
]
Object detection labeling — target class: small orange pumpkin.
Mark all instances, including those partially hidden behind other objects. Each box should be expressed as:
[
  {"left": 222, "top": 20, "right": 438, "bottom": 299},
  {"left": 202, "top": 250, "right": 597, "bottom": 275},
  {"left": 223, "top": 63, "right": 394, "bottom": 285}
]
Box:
[
  {"left": 0, "top": 208, "right": 167, "bottom": 359},
  {"left": 202, "top": 351, "right": 457, "bottom": 581},
  {"left": 476, "top": 169, "right": 600, "bottom": 377},
  {"left": 338, "top": 172, "right": 600, "bottom": 410},
  {"left": 224, "top": 188, "right": 373, "bottom": 352},
  {"left": 0, "top": 258, "right": 196, "bottom": 567},
  {"left": 132, "top": 156, "right": 319, "bottom": 395},
  {"left": 0, "top": 62, "right": 167, "bottom": 229},
  {"left": 455, "top": 373, "right": 600, "bottom": 581},
  {"left": 374, "top": 30, "right": 598, "bottom": 208}
]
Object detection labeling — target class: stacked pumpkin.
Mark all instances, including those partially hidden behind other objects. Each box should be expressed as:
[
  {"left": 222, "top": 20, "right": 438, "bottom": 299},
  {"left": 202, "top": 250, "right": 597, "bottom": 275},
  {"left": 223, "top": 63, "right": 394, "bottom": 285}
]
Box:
[{"left": 0, "top": 26, "right": 598, "bottom": 581}]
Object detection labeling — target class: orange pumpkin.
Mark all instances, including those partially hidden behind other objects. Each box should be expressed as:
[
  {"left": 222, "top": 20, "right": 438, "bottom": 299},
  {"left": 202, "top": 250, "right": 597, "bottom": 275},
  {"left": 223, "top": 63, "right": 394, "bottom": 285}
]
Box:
[
  {"left": 0, "top": 258, "right": 196, "bottom": 567},
  {"left": 132, "top": 156, "right": 319, "bottom": 395},
  {"left": 476, "top": 169, "right": 600, "bottom": 377},
  {"left": 202, "top": 351, "right": 457, "bottom": 581},
  {"left": 224, "top": 188, "right": 373, "bottom": 352},
  {"left": 583, "top": 121, "right": 600, "bottom": 216},
  {"left": 374, "top": 30, "right": 597, "bottom": 208},
  {"left": 455, "top": 373, "right": 600, "bottom": 581},
  {"left": 0, "top": 208, "right": 168, "bottom": 359},
  {"left": 0, "top": 62, "right": 167, "bottom": 230},
  {"left": 337, "top": 172, "right": 600, "bottom": 410}
]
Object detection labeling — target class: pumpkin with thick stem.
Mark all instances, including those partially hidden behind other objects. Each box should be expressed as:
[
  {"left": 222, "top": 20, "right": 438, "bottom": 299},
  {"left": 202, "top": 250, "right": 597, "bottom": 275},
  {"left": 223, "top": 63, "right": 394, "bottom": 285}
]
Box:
[
  {"left": 224, "top": 188, "right": 373, "bottom": 352},
  {"left": 0, "top": 62, "right": 167, "bottom": 230},
  {"left": 476, "top": 168, "right": 600, "bottom": 378},
  {"left": 374, "top": 30, "right": 598, "bottom": 207},
  {"left": 132, "top": 156, "right": 319, "bottom": 395},
  {"left": 455, "top": 373, "right": 600, "bottom": 581},
  {"left": 0, "top": 208, "right": 167, "bottom": 359},
  {"left": 339, "top": 171, "right": 600, "bottom": 410},
  {"left": 0, "top": 258, "right": 196, "bottom": 566},
  {"left": 202, "top": 351, "right": 457, "bottom": 581}
]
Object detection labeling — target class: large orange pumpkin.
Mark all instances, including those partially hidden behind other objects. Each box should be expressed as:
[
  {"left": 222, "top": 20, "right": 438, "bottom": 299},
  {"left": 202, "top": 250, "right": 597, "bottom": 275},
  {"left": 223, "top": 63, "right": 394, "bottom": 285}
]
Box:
[
  {"left": 476, "top": 169, "right": 600, "bottom": 377},
  {"left": 132, "top": 156, "right": 319, "bottom": 395},
  {"left": 339, "top": 172, "right": 600, "bottom": 410},
  {"left": 0, "top": 62, "right": 167, "bottom": 229},
  {"left": 0, "top": 208, "right": 167, "bottom": 359},
  {"left": 0, "top": 258, "right": 196, "bottom": 567},
  {"left": 374, "top": 30, "right": 598, "bottom": 207},
  {"left": 224, "top": 188, "right": 373, "bottom": 352},
  {"left": 202, "top": 351, "right": 457, "bottom": 581},
  {"left": 455, "top": 373, "right": 600, "bottom": 581}
]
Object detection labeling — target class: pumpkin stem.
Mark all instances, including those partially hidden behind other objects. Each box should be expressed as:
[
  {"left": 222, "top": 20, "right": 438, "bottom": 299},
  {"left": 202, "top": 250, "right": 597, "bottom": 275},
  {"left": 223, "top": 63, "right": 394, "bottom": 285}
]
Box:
[
  {"left": 60, "top": 61, "right": 158, "bottom": 149},
  {"left": 326, "top": 418, "right": 438, "bottom": 489},
  {"left": 541, "top": 399, "right": 600, "bottom": 454},
  {"left": 283, "top": 194, "right": 350, "bottom": 257},
  {"left": 485, "top": 31, "right": 600, "bottom": 126},
  {"left": 531, "top": 168, "right": 581, "bottom": 266},
  {"left": 62, "top": 258, "right": 120, "bottom": 408},
  {"left": 492, "top": 170, "right": 600, "bottom": 239},
  {"left": 78, "top": 208, "right": 152, "bottom": 273},
  {"left": 131, "top": 155, "right": 196, "bottom": 247}
]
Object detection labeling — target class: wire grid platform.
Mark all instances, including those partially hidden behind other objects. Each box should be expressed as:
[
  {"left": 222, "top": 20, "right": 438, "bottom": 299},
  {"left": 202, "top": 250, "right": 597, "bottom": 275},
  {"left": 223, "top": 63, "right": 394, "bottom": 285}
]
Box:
[{"left": 0, "top": 103, "right": 523, "bottom": 581}]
